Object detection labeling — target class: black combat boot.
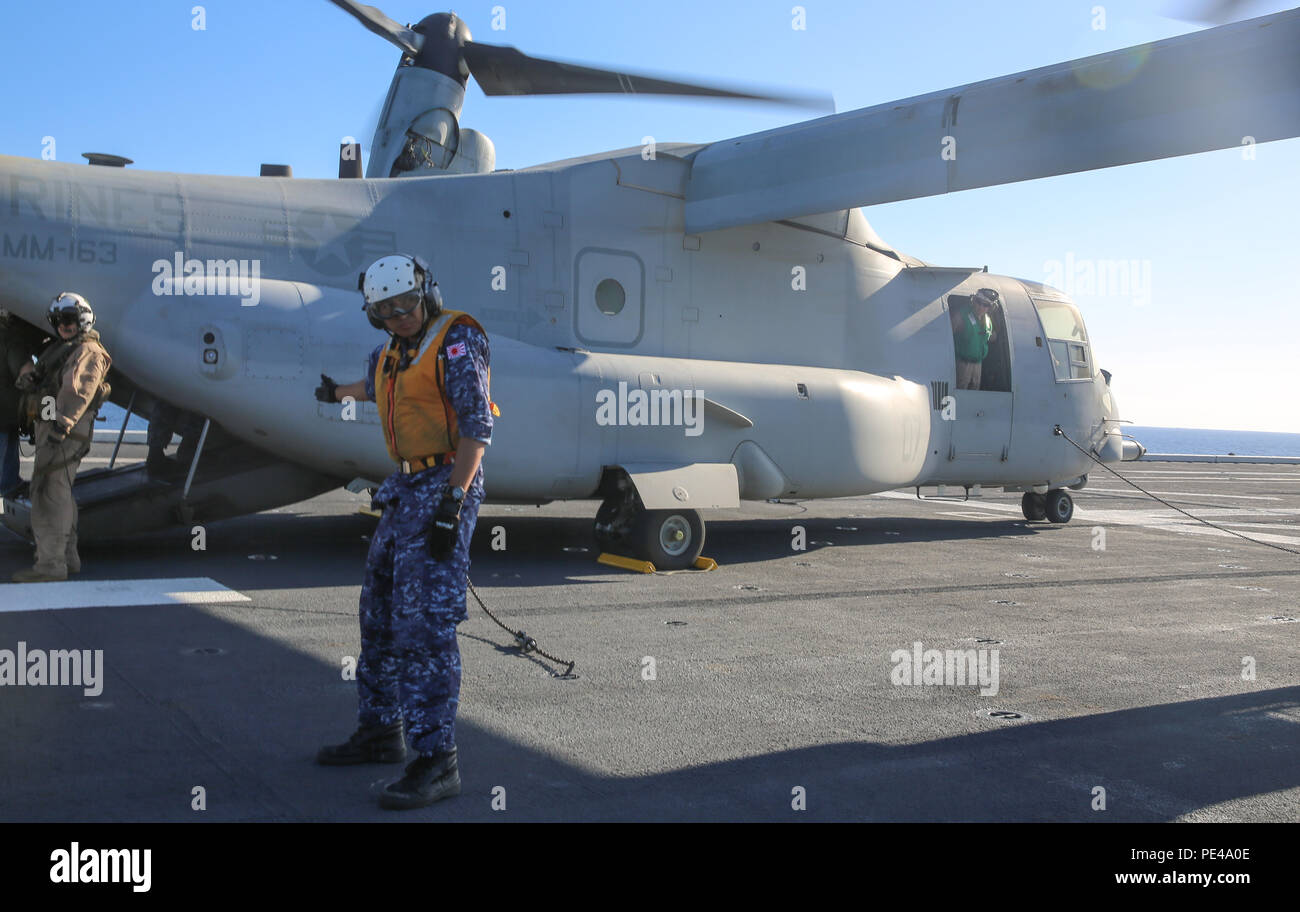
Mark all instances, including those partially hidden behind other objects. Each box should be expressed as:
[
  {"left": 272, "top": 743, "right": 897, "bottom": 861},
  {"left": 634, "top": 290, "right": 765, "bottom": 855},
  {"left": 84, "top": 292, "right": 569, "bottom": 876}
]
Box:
[
  {"left": 378, "top": 748, "right": 460, "bottom": 809},
  {"left": 316, "top": 721, "right": 407, "bottom": 765}
]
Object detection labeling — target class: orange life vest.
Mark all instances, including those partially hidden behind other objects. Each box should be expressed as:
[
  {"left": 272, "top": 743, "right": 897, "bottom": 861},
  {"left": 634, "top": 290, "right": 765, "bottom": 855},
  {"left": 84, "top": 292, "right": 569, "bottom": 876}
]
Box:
[{"left": 373, "top": 310, "right": 489, "bottom": 464}]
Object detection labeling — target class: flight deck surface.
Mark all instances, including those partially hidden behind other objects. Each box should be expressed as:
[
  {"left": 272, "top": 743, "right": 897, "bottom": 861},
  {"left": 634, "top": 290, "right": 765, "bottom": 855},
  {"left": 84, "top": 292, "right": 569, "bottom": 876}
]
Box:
[{"left": 2, "top": 448, "right": 1296, "bottom": 822}]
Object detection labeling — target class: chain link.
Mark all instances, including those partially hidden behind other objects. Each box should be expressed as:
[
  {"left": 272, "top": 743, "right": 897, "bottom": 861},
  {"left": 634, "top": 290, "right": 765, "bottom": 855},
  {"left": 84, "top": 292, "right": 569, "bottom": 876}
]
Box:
[{"left": 467, "top": 578, "right": 576, "bottom": 676}]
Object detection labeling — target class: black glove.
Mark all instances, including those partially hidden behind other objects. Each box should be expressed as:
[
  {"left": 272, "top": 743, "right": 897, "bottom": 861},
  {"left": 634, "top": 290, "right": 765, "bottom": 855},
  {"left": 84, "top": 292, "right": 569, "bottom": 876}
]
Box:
[
  {"left": 314, "top": 374, "right": 338, "bottom": 403},
  {"left": 428, "top": 490, "right": 463, "bottom": 561}
]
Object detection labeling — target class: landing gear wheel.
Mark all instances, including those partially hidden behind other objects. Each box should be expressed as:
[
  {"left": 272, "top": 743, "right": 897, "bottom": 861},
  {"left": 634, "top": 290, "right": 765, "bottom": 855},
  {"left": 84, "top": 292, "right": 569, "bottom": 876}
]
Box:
[
  {"left": 1044, "top": 489, "right": 1073, "bottom": 524},
  {"left": 631, "top": 509, "right": 705, "bottom": 571},
  {"left": 1021, "top": 492, "right": 1046, "bottom": 521}
]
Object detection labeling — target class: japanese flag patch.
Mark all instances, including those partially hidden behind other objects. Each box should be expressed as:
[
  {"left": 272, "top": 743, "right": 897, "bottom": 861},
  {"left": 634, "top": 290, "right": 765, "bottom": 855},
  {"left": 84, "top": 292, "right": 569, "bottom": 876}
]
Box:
[{"left": 446, "top": 341, "right": 467, "bottom": 359}]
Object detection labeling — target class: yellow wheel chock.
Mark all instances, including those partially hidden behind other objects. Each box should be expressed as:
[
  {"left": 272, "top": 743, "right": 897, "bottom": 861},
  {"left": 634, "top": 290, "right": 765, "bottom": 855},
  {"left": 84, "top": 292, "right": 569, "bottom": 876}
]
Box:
[
  {"left": 596, "top": 553, "right": 718, "bottom": 573},
  {"left": 597, "top": 553, "right": 656, "bottom": 573}
]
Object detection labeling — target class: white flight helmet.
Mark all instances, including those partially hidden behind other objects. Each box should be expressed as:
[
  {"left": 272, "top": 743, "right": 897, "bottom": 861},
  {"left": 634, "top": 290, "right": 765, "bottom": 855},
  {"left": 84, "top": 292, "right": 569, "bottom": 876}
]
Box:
[
  {"left": 358, "top": 253, "right": 443, "bottom": 330},
  {"left": 48, "top": 292, "right": 95, "bottom": 332}
]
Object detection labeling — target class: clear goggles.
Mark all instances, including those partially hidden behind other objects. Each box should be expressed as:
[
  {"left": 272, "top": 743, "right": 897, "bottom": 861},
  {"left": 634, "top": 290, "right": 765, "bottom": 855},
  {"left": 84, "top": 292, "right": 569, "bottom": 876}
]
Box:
[{"left": 366, "top": 289, "right": 422, "bottom": 321}]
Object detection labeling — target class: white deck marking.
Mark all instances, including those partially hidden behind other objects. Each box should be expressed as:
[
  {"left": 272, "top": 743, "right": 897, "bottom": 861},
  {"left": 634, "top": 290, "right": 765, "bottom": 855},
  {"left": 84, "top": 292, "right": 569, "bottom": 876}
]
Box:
[
  {"left": 1118, "top": 478, "right": 1300, "bottom": 485},
  {"left": 1083, "top": 488, "right": 1282, "bottom": 501},
  {"left": 874, "top": 491, "right": 1300, "bottom": 548},
  {"left": 0, "top": 578, "right": 249, "bottom": 613}
]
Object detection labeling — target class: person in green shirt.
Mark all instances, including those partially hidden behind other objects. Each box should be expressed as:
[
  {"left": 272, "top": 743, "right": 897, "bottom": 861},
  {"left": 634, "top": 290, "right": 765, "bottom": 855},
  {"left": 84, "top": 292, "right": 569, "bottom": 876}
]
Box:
[{"left": 951, "top": 288, "right": 999, "bottom": 389}]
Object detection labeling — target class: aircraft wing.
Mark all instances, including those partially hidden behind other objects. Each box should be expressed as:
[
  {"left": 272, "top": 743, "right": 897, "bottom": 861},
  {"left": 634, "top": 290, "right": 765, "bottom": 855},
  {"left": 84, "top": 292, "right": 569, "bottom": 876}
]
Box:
[{"left": 683, "top": 8, "right": 1300, "bottom": 233}]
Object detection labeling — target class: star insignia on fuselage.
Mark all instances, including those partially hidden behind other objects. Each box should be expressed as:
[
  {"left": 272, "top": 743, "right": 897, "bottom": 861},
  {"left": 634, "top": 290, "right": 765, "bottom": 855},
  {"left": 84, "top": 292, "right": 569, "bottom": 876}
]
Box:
[{"left": 294, "top": 210, "right": 361, "bottom": 275}]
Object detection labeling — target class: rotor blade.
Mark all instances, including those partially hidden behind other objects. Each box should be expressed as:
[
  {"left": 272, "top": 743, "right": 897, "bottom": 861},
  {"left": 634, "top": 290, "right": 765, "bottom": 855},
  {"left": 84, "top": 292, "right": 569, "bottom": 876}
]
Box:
[
  {"left": 1164, "top": 0, "right": 1258, "bottom": 25},
  {"left": 684, "top": 9, "right": 1300, "bottom": 233},
  {"left": 462, "top": 41, "right": 832, "bottom": 111},
  {"left": 326, "top": 0, "right": 422, "bottom": 56}
]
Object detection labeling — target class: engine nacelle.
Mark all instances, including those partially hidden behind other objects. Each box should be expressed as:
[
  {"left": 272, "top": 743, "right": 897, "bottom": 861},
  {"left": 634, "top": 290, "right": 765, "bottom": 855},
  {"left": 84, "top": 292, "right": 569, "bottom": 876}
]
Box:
[{"left": 367, "top": 65, "right": 494, "bottom": 178}]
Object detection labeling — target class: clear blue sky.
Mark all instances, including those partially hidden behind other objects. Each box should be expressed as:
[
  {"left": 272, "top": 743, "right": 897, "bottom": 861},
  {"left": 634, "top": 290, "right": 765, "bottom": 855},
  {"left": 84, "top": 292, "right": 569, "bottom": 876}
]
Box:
[{"left": 2, "top": 0, "right": 1297, "bottom": 432}]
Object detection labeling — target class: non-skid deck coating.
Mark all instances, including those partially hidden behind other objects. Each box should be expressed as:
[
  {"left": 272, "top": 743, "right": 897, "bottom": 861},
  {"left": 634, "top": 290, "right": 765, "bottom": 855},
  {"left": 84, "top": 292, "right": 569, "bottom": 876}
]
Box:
[{"left": 2, "top": 448, "right": 1297, "bottom": 821}]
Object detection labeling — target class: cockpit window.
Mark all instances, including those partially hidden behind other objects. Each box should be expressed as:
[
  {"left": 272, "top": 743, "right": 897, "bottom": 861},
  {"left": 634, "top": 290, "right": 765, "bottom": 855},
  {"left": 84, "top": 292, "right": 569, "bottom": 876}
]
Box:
[{"left": 1034, "top": 299, "right": 1092, "bottom": 381}]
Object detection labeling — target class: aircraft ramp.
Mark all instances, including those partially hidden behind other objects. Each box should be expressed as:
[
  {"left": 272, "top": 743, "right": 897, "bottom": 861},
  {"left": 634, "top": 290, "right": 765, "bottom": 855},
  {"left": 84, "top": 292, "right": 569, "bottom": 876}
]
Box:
[{"left": 0, "top": 425, "right": 341, "bottom": 543}]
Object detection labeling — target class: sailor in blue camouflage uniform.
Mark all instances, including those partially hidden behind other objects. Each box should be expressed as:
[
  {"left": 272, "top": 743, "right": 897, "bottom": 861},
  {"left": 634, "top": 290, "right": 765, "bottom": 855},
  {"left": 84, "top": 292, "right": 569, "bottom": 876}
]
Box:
[{"left": 314, "top": 253, "right": 494, "bottom": 810}]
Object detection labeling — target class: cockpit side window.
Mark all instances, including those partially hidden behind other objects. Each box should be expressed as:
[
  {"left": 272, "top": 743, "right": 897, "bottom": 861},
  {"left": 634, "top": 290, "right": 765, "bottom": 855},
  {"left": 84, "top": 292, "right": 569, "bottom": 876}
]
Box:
[{"left": 1034, "top": 299, "right": 1092, "bottom": 381}]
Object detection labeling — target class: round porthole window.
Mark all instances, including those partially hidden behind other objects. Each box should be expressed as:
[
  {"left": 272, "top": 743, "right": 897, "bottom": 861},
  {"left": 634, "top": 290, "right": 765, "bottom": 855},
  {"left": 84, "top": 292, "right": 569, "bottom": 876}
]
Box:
[{"left": 595, "top": 278, "right": 625, "bottom": 315}]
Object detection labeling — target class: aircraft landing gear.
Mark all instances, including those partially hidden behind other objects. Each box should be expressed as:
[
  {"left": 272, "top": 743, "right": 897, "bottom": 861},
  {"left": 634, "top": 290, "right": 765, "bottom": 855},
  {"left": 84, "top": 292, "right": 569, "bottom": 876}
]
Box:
[
  {"left": 1022, "top": 490, "right": 1072, "bottom": 523},
  {"left": 594, "top": 477, "right": 705, "bottom": 570},
  {"left": 1021, "top": 492, "right": 1046, "bottom": 521},
  {"left": 1044, "top": 488, "right": 1073, "bottom": 524},
  {"left": 594, "top": 481, "right": 639, "bottom": 553},
  {"left": 630, "top": 508, "right": 705, "bottom": 570}
]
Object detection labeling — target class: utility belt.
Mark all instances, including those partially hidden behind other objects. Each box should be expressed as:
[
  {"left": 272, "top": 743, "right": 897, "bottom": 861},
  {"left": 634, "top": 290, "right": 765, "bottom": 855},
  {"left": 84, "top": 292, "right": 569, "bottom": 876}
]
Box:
[
  {"left": 28, "top": 419, "right": 96, "bottom": 481},
  {"left": 398, "top": 452, "right": 454, "bottom": 475}
]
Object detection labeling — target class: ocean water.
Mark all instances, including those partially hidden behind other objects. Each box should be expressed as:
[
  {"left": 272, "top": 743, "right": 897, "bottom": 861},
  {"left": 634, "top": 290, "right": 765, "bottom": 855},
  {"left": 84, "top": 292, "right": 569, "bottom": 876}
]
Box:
[
  {"left": 1125, "top": 426, "right": 1300, "bottom": 458},
  {"left": 99, "top": 403, "right": 149, "bottom": 432}
]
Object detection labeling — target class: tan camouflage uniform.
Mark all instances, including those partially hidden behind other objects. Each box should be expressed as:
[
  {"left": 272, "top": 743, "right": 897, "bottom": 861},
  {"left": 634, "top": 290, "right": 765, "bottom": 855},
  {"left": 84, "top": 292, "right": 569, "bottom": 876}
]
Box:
[{"left": 22, "top": 331, "right": 111, "bottom": 579}]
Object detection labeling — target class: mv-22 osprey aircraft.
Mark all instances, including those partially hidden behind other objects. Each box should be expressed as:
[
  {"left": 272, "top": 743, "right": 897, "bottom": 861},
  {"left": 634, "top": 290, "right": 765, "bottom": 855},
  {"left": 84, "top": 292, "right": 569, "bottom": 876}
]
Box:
[{"left": 0, "top": 2, "right": 1297, "bottom": 568}]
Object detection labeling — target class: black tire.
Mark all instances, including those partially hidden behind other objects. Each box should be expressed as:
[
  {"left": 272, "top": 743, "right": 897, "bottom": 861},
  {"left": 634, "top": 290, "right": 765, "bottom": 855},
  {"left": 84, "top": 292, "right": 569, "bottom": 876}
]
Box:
[
  {"left": 631, "top": 509, "right": 705, "bottom": 570},
  {"left": 1044, "top": 489, "right": 1073, "bottom": 524},
  {"left": 1021, "top": 492, "right": 1046, "bottom": 521}
]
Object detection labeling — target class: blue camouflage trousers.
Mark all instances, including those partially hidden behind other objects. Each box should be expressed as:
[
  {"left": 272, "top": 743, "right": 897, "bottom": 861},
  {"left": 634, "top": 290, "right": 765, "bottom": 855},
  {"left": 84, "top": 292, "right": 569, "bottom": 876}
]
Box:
[{"left": 357, "top": 463, "right": 482, "bottom": 755}]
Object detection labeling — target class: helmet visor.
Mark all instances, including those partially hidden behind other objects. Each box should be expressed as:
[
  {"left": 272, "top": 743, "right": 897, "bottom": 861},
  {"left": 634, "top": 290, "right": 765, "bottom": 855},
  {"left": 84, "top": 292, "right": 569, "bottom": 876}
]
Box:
[{"left": 53, "top": 307, "right": 82, "bottom": 326}]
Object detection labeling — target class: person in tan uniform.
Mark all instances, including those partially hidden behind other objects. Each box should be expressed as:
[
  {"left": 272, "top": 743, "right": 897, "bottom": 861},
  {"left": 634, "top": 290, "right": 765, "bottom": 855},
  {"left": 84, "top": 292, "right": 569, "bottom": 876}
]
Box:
[{"left": 12, "top": 293, "right": 112, "bottom": 582}]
